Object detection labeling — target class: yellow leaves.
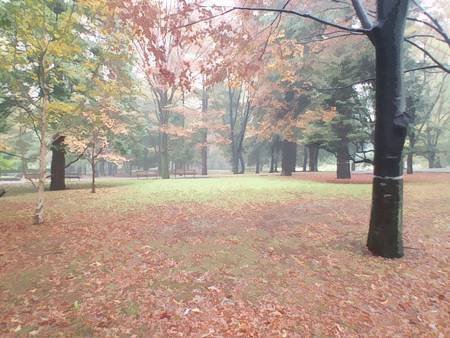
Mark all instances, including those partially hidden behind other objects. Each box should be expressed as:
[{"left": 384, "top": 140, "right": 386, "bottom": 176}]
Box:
[
  {"left": 48, "top": 41, "right": 82, "bottom": 59},
  {"left": 267, "top": 62, "right": 276, "bottom": 71},
  {"left": 0, "top": 141, "right": 11, "bottom": 152},
  {"left": 48, "top": 101, "right": 78, "bottom": 115},
  {"left": 77, "top": 0, "right": 110, "bottom": 13},
  {"left": 281, "top": 71, "right": 297, "bottom": 84},
  {"left": 228, "top": 77, "right": 243, "bottom": 89}
]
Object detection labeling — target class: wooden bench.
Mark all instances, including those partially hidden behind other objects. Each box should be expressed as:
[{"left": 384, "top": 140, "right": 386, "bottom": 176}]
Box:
[
  {"left": 172, "top": 169, "right": 197, "bottom": 178},
  {"left": 25, "top": 173, "right": 80, "bottom": 180},
  {"left": 65, "top": 173, "right": 81, "bottom": 180},
  {"left": 136, "top": 170, "right": 159, "bottom": 179}
]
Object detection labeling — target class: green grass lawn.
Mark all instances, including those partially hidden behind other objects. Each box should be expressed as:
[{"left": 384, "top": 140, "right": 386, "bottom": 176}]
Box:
[{"left": 3, "top": 175, "right": 371, "bottom": 203}]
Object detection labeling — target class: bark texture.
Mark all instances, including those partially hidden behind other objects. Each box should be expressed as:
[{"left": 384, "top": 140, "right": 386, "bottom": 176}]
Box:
[
  {"left": 308, "top": 144, "right": 319, "bottom": 172},
  {"left": 367, "top": 0, "right": 410, "bottom": 258},
  {"left": 336, "top": 143, "right": 351, "bottom": 179},
  {"left": 50, "top": 135, "right": 66, "bottom": 191},
  {"left": 281, "top": 140, "right": 297, "bottom": 176},
  {"left": 269, "top": 137, "right": 280, "bottom": 173}
]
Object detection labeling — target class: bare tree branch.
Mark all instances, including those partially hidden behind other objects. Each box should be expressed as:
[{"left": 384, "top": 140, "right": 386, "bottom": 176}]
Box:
[
  {"left": 0, "top": 151, "right": 34, "bottom": 161},
  {"left": 411, "top": 0, "right": 450, "bottom": 46},
  {"left": 180, "top": 5, "right": 370, "bottom": 34},
  {"left": 351, "top": 0, "right": 373, "bottom": 29},
  {"left": 64, "top": 145, "right": 89, "bottom": 169},
  {"left": 405, "top": 38, "right": 450, "bottom": 73},
  {"left": 231, "top": 6, "right": 369, "bottom": 34}
]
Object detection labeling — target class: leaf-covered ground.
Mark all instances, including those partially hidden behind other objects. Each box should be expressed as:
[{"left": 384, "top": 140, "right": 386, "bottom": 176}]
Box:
[{"left": 0, "top": 173, "right": 449, "bottom": 336}]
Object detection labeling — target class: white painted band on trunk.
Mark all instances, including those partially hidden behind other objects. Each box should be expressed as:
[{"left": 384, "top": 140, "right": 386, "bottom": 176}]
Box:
[{"left": 373, "top": 175, "right": 404, "bottom": 180}]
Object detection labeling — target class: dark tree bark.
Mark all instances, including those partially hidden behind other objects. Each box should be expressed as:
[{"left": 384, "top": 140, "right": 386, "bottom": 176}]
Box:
[
  {"left": 201, "top": 137, "right": 208, "bottom": 175},
  {"left": 157, "top": 91, "right": 170, "bottom": 179},
  {"left": 406, "top": 152, "right": 413, "bottom": 174},
  {"left": 367, "top": 0, "right": 410, "bottom": 258},
  {"left": 427, "top": 151, "right": 442, "bottom": 168},
  {"left": 303, "top": 145, "right": 308, "bottom": 172},
  {"left": 336, "top": 142, "right": 351, "bottom": 179},
  {"left": 232, "top": 149, "right": 239, "bottom": 174},
  {"left": 308, "top": 144, "right": 319, "bottom": 172},
  {"left": 238, "top": 152, "right": 245, "bottom": 174},
  {"left": 50, "top": 135, "right": 66, "bottom": 191},
  {"left": 269, "top": 136, "right": 280, "bottom": 173},
  {"left": 291, "top": 142, "right": 297, "bottom": 173},
  {"left": 91, "top": 161, "right": 96, "bottom": 193},
  {"left": 269, "top": 145, "right": 276, "bottom": 173},
  {"left": 90, "top": 144, "right": 96, "bottom": 193},
  {"left": 281, "top": 140, "right": 297, "bottom": 176},
  {"left": 255, "top": 144, "right": 261, "bottom": 174},
  {"left": 159, "top": 131, "right": 169, "bottom": 179},
  {"left": 406, "top": 131, "right": 415, "bottom": 175}
]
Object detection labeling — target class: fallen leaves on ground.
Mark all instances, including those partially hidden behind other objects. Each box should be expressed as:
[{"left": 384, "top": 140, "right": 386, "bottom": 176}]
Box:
[{"left": 0, "top": 174, "right": 449, "bottom": 336}]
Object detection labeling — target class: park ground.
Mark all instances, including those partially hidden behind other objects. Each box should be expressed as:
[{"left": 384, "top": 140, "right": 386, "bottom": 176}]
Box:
[{"left": 0, "top": 173, "right": 449, "bottom": 336}]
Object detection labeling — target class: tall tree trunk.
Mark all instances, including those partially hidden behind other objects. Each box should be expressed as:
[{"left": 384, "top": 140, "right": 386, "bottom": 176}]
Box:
[
  {"left": 427, "top": 151, "right": 439, "bottom": 168},
  {"left": 269, "top": 143, "right": 276, "bottom": 173},
  {"left": 232, "top": 148, "right": 239, "bottom": 174},
  {"left": 303, "top": 145, "right": 308, "bottom": 172},
  {"left": 201, "top": 85, "right": 208, "bottom": 175},
  {"left": 158, "top": 92, "right": 170, "bottom": 179},
  {"left": 255, "top": 145, "right": 261, "bottom": 174},
  {"left": 406, "top": 153, "right": 413, "bottom": 174},
  {"left": 336, "top": 142, "right": 351, "bottom": 179},
  {"left": 291, "top": 142, "right": 297, "bottom": 173},
  {"left": 281, "top": 140, "right": 297, "bottom": 176},
  {"left": 33, "top": 52, "right": 49, "bottom": 225},
  {"left": 435, "top": 156, "right": 442, "bottom": 168},
  {"left": 50, "top": 135, "right": 66, "bottom": 191},
  {"left": 159, "top": 131, "right": 169, "bottom": 179},
  {"left": 406, "top": 134, "right": 415, "bottom": 174},
  {"left": 238, "top": 151, "right": 245, "bottom": 174},
  {"left": 269, "top": 136, "right": 280, "bottom": 173},
  {"left": 274, "top": 150, "right": 278, "bottom": 172},
  {"left": 33, "top": 93, "right": 48, "bottom": 224},
  {"left": 367, "top": 0, "right": 409, "bottom": 258},
  {"left": 91, "top": 144, "right": 96, "bottom": 193},
  {"left": 201, "top": 137, "right": 208, "bottom": 175},
  {"left": 308, "top": 144, "right": 319, "bottom": 172},
  {"left": 91, "top": 162, "right": 96, "bottom": 193}
]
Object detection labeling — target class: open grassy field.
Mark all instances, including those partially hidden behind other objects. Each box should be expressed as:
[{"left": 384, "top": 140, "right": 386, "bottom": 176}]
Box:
[{"left": 1, "top": 173, "right": 449, "bottom": 336}]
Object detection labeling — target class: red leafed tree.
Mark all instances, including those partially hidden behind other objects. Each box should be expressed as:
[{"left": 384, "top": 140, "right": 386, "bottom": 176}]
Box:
[
  {"left": 204, "top": 11, "right": 272, "bottom": 174},
  {"left": 114, "top": 0, "right": 210, "bottom": 178},
  {"left": 66, "top": 104, "right": 127, "bottom": 193}
]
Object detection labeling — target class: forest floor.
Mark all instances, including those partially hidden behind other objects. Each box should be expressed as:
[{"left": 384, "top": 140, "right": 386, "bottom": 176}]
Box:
[{"left": 0, "top": 173, "right": 449, "bottom": 336}]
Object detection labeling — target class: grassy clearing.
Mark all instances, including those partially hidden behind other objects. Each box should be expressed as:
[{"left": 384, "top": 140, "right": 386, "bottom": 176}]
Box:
[
  {"left": 1, "top": 175, "right": 371, "bottom": 205},
  {"left": 1, "top": 174, "right": 449, "bottom": 336}
]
